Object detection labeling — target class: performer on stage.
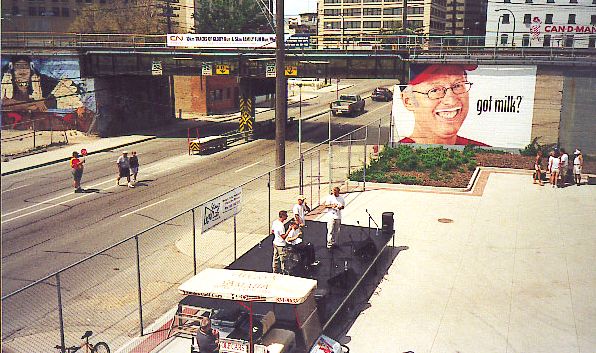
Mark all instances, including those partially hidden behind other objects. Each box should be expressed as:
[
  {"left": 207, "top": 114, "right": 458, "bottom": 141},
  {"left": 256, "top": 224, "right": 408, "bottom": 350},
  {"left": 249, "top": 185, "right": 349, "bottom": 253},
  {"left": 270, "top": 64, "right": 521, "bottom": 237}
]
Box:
[
  {"left": 293, "top": 195, "right": 311, "bottom": 227},
  {"left": 324, "top": 187, "right": 345, "bottom": 249},
  {"left": 286, "top": 221, "right": 316, "bottom": 268}
]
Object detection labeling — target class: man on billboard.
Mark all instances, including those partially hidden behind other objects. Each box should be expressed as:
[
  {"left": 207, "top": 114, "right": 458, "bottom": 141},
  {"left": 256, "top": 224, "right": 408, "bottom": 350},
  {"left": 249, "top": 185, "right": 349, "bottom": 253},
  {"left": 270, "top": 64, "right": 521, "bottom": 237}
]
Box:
[{"left": 399, "top": 64, "right": 488, "bottom": 146}]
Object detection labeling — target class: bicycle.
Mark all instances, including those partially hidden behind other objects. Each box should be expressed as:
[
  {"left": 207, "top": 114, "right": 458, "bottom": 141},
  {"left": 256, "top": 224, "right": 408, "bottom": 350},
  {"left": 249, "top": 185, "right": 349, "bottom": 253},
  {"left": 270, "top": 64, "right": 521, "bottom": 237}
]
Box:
[{"left": 55, "top": 331, "right": 110, "bottom": 353}]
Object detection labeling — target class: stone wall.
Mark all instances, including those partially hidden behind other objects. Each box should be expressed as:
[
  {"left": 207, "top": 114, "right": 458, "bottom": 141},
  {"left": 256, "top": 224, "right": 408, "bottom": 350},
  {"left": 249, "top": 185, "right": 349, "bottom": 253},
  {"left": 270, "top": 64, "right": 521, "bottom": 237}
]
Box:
[
  {"left": 559, "top": 69, "right": 596, "bottom": 156},
  {"left": 531, "top": 67, "right": 564, "bottom": 146}
]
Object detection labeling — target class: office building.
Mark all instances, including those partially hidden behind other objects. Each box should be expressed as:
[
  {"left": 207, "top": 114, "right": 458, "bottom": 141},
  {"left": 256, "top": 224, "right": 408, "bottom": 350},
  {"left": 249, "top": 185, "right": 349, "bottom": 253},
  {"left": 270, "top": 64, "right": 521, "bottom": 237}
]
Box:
[
  {"left": 445, "top": 0, "right": 488, "bottom": 36},
  {"left": 486, "top": 0, "right": 596, "bottom": 48},
  {"left": 317, "top": 0, "right": 448, "bottom": 47}
]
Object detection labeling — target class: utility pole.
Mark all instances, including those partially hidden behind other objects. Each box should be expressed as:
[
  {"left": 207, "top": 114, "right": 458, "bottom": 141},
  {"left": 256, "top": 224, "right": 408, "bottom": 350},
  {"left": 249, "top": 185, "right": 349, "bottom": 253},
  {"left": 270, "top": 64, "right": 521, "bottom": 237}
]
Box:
[
  {"left": 402, "top": 0, "right": 408, "bottom": 32},
  {"left": 274, "top": 0, "right": 286, "bottom": 190},
  {"left": 164, "top": 0, "right": 177, "bottom": 121}
]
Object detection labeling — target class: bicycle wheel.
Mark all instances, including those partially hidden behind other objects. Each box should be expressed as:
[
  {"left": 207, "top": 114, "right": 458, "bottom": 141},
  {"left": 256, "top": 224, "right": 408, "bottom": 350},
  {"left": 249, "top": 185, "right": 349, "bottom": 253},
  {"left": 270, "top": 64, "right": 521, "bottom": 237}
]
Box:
[{"left": 92, "top": 342, "right": 110, "bottom": 353}]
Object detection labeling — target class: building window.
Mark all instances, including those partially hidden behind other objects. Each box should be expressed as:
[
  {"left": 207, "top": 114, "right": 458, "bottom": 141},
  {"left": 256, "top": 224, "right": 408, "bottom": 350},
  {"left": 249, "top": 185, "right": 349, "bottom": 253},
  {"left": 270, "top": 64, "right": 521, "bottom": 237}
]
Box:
[
  {"left": 383, "top": 7, "right": 402, "bottom": 16},
  {"left": 545, "top": 14, "right": 553, "bottom": 24},
  {"left": 38, "top": 6, "right": 45, "bottom": 15},
  {"left": 523, "top": 14, "right": 531, "bottom": 24},
  {"left": 28, "top": 6, "right": 36, "bottom": 15},
  {"left": 543, "top": 34, "right": 551, "bottom": 47},
  {"left": 589, "top": 36, "right": 596, "bottom": 48},
  {"left": 591, "top": 15, "right": 596, "bottom": 25},
  {"left": 564, "top": 34, "right": 574, "bottom": 47},
  {"left": 504, "top": 0, "right": 510, "bottom": 2},
  {"left": 501, "top": 14, "right": 510, "bottom": 24},
  {"left": 568, "top": 14, "right": 575, "bottom": 24},
  {"left": 61, "top": 7, "right": 68, "bottom": 16},
  {"left": 522, "top": 34, "right": 530, "bottom": 47},
  {"left": 323, "top": 0, "right": 341, "bottom": 3},
  {"left": 569, "top": 0, "right": 577, "bottom": 3},
  {"left": 51, "top": 6, "right": 59, "bottom": 15},
  {"left": 325, "top": 21, "right": 340, "bottom": 29},
  {"left": 343, "top": 8, "right": 360, "bottom": 16},
  {"left": 344, "top": 21, "right": 360, "bottom": 28},
  {"left": 547, "top": 0, "right": 555, "bottom": 3},
  {"left": 363, "top": 8, "right": 381, "bottom": 16},
  {"left": 407, "top": 7, "right": 424, "bottom": 15},
  {"left": 409, "top": 20, "right": 423, "bottom": 28},
  {"left": 500, "top": 34, "right": 508, "bottom": 45},
  {"left": 525, "top": 0, "right": 532, "bottom": 3},
  {"left": 362, "top": 21, "right": 381, "bottom": 28},
  {"left": 383, "top": 20, "right": 402, "bottom": 29},
  {"left": 344, "top": 0, "right": 360, "bottom": 3},
  {"left": 12, "top": 5, "right": 19, "bottom": 14},
  {"left": 324, "top": 9, "right": 340, "bottom": 16}
]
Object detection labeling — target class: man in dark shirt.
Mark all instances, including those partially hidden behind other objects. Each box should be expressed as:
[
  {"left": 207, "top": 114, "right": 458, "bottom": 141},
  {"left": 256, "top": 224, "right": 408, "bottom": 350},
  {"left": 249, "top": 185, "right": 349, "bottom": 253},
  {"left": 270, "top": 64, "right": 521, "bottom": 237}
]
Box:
[{"left": 194, "top": 317, "right": 219, "bottom": 353}]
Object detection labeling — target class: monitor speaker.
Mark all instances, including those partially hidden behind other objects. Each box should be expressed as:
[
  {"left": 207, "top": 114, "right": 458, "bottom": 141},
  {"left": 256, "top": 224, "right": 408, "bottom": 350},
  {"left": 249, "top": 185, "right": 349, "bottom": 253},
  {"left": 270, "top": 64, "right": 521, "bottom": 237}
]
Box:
[{"left": 353, "top": 237, "right": 377, "bottom": 259}]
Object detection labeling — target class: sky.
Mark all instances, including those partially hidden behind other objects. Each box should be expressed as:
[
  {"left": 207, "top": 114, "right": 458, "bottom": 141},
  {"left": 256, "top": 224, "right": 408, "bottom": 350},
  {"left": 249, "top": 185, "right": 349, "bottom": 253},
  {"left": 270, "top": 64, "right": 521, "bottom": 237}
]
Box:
[{"left": 284, "top": 0, "right": 317, "bottom": 16}]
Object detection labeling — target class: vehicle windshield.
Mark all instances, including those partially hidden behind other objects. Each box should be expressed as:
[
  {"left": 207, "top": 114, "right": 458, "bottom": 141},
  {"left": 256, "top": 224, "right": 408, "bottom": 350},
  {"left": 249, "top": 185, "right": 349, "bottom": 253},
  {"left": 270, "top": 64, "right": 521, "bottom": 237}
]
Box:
[{"left": 339, "top": 95, "right": 356, "bottom": 100}]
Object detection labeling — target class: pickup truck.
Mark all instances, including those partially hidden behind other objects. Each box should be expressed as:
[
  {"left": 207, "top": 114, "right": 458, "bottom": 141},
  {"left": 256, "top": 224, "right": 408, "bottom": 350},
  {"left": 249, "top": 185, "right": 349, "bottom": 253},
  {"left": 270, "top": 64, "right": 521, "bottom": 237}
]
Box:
[{"left": 330, "top": 94, "right": 365, "bottom": 116}]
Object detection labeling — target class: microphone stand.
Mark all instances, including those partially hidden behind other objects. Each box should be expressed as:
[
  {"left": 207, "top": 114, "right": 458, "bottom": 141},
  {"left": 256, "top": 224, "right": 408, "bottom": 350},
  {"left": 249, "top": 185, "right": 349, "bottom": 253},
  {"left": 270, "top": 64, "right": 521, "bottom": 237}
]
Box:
[{"left": 366, "top": 209, "right": 380, "bottom": 239}]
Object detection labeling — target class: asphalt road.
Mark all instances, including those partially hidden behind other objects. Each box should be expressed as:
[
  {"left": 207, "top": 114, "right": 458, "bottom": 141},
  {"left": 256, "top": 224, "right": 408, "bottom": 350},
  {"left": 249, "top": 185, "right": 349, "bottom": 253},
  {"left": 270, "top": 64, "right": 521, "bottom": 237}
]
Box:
[{"left": 0, "top": 79, "right": 395, "bottom": 297}]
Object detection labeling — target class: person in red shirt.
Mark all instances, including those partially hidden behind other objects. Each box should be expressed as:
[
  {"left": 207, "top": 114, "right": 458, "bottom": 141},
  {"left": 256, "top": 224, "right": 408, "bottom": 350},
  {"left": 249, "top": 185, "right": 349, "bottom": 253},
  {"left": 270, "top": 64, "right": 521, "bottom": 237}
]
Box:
[
  {"left": 70, "top": 151, "right": 85, "bottom": 193},
  {"left": 399, "top": 64, "right": 489, "bottom": 146}
]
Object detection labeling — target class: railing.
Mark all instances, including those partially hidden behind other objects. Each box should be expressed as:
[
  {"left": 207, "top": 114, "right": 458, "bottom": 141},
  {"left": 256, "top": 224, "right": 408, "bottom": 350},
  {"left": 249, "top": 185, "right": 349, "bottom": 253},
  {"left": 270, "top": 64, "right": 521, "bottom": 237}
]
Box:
[
  {"left": 3, "top": 32, "right": 596, "bottom": 56},
  {"left": 1, "top": 115, "right": 389, "bottom": 353}
]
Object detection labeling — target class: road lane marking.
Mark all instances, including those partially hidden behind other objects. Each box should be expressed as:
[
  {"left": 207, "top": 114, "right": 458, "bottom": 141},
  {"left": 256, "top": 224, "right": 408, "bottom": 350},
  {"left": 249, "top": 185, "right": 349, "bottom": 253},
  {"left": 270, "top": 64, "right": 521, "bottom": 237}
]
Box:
[
  {"left": 1, "top": 179, "right": 115, "bottom": 218},
  {"left": 234, "top": 161, "right": 261, "bottom": 173},
  {"left": 120, "top": 198, "right": 170, "bottom": 218},
  {"left": 1, "top": 185, "right": 29, "bottom": 194},
  {"left": 1, "top": 183, "right": 120, "bottom": 224}
]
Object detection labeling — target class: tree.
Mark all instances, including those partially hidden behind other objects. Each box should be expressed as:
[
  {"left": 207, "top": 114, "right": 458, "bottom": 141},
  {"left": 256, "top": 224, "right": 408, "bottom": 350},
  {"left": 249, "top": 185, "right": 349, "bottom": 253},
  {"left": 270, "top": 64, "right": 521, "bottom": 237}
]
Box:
[
  {"left": 69, "top": 0, "right": 167, "bottom": 34},
  {"left": 194, "top": 0, "right": 271, "bottom": 34}
]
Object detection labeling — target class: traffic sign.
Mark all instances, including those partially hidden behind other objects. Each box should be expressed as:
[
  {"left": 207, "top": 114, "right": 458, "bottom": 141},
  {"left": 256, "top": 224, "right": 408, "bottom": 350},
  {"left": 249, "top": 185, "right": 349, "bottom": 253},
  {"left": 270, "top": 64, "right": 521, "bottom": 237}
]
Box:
[
  {"left": 151, "top": 61, "right": 163, "bottom": 76},
  {"left": 239, "top": 97, "right": 255, "bottom": 132},
  {"left": 285, "top": 66, "right": 298, "bottom": 76},
  {"left": 80, "top": 148, "right": 88, "bottom": 156},
  {"left": 266, "top": 64, "right": 276, "bottom": 78},
  {"left": 215, "top": 64, "right": 230, "bottom": 75},
  {"left": 202, "top": 63, "right": 213, "bottom": 76}
]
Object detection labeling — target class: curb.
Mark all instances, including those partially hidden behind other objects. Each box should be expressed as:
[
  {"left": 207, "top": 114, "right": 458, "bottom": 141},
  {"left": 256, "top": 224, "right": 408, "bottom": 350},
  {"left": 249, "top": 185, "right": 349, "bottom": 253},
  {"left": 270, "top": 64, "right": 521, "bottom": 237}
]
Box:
[{"left": 0, "top": 136, "right": 157, "bottom": 176}]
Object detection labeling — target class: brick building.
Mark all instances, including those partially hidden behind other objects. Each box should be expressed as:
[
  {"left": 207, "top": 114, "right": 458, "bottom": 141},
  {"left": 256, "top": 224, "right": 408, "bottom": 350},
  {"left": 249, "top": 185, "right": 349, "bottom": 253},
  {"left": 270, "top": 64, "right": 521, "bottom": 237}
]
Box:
[{"left": 174, "top": 76, "right": 239, "bottom": 116}]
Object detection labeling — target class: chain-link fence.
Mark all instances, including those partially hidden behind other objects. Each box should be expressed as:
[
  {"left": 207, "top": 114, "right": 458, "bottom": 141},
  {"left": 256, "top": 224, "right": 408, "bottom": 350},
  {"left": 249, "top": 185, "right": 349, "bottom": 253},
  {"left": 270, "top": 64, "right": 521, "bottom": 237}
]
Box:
[{"left": 1, "top": 115, "right": 391, "bottom": 353}]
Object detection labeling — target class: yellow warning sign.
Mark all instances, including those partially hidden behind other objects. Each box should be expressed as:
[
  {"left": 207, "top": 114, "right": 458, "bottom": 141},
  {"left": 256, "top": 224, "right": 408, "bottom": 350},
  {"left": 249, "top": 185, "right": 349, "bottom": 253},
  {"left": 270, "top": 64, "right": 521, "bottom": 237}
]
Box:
[
  {"left": 284, "top": 66, "right": 298, "bottom": 76},
  {"left": 215, "top": 64, "right": 230, "bottom": 75},
  {"left": 239, "top": 97, "right": 254, "bottom": 132},
  {"left": 189, "top": 141, "right": 200, "bottom": 152}
]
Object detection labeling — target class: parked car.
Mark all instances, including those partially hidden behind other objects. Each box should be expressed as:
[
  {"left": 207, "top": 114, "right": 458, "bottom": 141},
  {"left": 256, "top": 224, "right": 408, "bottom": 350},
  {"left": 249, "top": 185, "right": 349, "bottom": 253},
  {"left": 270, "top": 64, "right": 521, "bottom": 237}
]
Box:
[
  {"left": 371, "top": 87, "right": 393, "bottom": 102},
  {"left": 330, "top": 94, "right": 365, "bottom": 116}
]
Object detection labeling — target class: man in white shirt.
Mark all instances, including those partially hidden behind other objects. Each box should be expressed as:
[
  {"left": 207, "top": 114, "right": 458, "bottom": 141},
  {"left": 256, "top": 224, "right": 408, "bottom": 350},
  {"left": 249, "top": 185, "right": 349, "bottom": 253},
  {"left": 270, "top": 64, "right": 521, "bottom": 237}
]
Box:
[
  {"left": 324, "top": 187, "right": 345, "bottom": 249},
  {"left": 293, "top": 195, "right": 310, "bottom": 227},
  {"left": 271, "top": 210, "right": 289, "bottom": 274},
  {"left": 559, "top": 148, "right": 569, "bottom": 187}
]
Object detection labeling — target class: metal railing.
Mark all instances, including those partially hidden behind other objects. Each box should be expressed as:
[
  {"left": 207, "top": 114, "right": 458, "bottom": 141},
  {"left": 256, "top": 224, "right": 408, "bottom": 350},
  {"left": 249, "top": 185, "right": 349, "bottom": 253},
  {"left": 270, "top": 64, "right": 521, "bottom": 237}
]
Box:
[
  {"left": 3, "top": 32, "right": 596, "bottom": 55},
  {"left": 1, "top": 115, "right": 389, "bottom": 353}
]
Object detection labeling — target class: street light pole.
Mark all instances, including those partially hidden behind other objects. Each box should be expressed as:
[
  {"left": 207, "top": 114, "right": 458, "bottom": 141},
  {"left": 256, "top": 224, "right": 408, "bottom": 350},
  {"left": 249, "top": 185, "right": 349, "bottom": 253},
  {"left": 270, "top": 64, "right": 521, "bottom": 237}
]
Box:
[
  {"left": 495, "top": 8, "right": 516, "bottom": 47},
  {"left": 298, "top": 83, "right": 303, "bottom": 194}
]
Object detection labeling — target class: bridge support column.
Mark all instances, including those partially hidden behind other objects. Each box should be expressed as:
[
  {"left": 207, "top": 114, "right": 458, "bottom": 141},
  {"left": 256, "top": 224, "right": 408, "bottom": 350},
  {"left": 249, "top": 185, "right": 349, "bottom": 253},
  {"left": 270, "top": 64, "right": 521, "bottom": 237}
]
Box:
[
  {"left": 238, "top": 79, "right": 256, "bottom": 140},
  {"left": 274, "top": 0, "right": 287, "bottom": 190}
]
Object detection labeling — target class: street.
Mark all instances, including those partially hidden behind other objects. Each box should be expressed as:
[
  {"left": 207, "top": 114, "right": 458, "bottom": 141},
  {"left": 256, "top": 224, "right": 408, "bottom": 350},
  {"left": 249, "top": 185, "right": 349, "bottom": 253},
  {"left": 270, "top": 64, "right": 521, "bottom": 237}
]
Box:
[{"left": 0, "top": 79, "right": 395, "bottom": 296}]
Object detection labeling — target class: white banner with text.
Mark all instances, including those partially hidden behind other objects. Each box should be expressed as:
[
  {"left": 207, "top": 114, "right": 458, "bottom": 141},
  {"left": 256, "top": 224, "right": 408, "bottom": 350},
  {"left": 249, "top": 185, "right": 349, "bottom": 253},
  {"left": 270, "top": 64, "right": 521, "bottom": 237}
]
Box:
[{"left": 201, "top": 187, "right": 242, "bottom": 233}]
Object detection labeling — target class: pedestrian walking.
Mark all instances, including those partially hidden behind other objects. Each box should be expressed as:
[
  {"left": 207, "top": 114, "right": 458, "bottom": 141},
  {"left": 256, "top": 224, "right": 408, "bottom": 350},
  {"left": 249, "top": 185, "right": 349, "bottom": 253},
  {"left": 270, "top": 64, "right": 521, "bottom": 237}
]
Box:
[
  {"left": 129, "top": 151, "right": 139, "bottom": 183},
  {"left": 559, "top": 148, "right": 569, "bottom": 187},
  {"left": 324, "top": 186, "right": 345, "bottom": 249},
  {"left": 573, "top": 149, "right": 583, "bottom": 186},
  {"left": 533, "top": 150, "right": 544, "bottom": 186},
  {"left": 116, "top": 151, "right": 134, "bottom": 188},
  {"left": 70, "top": 151, "right": 85, "bottom": 193}
]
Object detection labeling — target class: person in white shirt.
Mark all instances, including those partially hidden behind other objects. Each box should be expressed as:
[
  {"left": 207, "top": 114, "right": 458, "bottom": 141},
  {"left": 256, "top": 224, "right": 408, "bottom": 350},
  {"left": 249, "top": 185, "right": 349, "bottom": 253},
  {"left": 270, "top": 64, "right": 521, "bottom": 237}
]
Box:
[
  {"left": 285, "top": 221, "right": 316, "bottom": 270},
  {"left": 573, "top": 149, "right": 583, "bottom": 186},
  {"left": 293, "top": 195, "right": 310, "bottom": 227},
  {"left": 559, "top": 148, "right": 569, "bottom": 187},
  {"left": 324, "top": 187, "right": 345, "bottom": 249},
  {"left": 271, "top": 210, "right": 289, "bottom": 274},
  {"left": 549, "top": 151, "right": 561, "bottom": 188}
]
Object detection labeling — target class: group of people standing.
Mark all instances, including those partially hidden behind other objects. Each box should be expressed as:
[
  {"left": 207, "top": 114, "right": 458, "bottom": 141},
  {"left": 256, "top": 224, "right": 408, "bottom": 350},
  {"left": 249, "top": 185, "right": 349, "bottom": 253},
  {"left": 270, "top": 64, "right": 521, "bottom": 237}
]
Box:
[
  {"left": 271, "top": 187, "right": 346, "bottom": 274},
  {"left": 534, "top": 148, "right": 583, "bottom": 187},
  {"left": 69, "top": 150, "right": 140, "bottom": 193}
]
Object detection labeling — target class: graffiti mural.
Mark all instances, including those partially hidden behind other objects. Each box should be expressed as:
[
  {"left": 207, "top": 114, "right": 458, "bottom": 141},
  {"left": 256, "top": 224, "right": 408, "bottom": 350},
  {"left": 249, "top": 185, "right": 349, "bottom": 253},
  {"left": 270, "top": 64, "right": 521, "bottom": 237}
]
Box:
[{"left": 1, "top": 56, "right": 96, "bottom": 133}]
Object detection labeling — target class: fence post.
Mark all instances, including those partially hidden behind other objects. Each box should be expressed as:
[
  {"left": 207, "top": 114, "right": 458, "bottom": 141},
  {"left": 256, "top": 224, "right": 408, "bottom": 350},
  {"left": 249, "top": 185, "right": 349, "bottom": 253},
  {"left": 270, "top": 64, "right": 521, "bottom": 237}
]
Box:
[
  {"left": 318, "top": 150, "right": 321, "bottom": 205},
  {"left": 328, "top": 111, "right": 333, "bottom": 194},
  {"left": 56, "top": 273, "right": 66, "bottom": 353},
  {"left": 134, "top": 235, "right": 144, "bottom": 336},
  {"left": 32, "top": 118, "right": 36, "bottom": 149},
  {"left": 310, "top": 153, "right": 313, "bottom": 207},
  {"left": 377, "top": 119, "right": 381, "bottom": 150},
  {"left": 347, "top": 132, "right": 352, "bottom": 176},
  {"left": 268, "top": 172, "right": 271, "bottom": 242},
  {"left": 233, "top": 214, "right": 237, "bottom": 261},
  {"left": 299, "top": 153, "right": 304, "bottom": 194},
  {"left": 363, "top": 127, "right": 368, "bottom": 191},
  {"left": 192, "top": 208, "right": 197, "bottom": 275}
]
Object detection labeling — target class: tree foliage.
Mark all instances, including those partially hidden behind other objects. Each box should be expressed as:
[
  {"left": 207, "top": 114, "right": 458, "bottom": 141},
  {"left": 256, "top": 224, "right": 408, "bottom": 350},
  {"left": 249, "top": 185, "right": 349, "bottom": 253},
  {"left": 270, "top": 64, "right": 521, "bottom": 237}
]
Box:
[
  {"left": 194, "top": 0, "right": 271, "bottom": 34},
  {"left": 69, "top": 0, "right": 167, "bottom": 34}
]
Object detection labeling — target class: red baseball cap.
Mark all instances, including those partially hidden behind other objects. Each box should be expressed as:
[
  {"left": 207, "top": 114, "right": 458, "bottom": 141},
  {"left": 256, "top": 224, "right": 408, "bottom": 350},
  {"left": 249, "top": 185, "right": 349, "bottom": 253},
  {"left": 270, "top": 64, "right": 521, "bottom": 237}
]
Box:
[{"left": 409, "top": 64, "right": 477, "bottom": 86}]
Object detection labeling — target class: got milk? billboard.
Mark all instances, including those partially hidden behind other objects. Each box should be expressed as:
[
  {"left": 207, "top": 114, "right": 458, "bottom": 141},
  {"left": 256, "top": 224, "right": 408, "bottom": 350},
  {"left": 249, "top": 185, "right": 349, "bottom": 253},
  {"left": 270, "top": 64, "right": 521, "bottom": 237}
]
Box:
[{"left": 392, "top": 65, "right": 537, "bottom": 149}]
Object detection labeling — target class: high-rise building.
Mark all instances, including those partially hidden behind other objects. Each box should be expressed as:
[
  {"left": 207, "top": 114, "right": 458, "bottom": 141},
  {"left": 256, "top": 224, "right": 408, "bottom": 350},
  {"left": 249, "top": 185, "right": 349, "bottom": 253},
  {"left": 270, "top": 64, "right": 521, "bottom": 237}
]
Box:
[
  {"left": 486, "top": 0, "right": 596, "bottom": 48},
  {"left": 445, "top": 0, "right": 488, "bottom": 36},
  {"left": 317, "top": 0, "right": 448, "bottom": 48},
  {"left": 0, "top": 0, "right": 191, "bottom": 34}
]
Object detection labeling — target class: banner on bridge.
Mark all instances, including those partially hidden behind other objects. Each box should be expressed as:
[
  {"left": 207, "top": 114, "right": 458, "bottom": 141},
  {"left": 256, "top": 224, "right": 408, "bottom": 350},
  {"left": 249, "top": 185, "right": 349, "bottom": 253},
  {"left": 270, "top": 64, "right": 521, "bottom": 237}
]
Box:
[
  {"left": 201, "top": 187, "right": 242, "bottom": 233},
  {"left": 167, "top": 34, "right": 311, "bottom": 49},
  {"left": 391, "top": 65, "right": 537, "bottom": 149}
]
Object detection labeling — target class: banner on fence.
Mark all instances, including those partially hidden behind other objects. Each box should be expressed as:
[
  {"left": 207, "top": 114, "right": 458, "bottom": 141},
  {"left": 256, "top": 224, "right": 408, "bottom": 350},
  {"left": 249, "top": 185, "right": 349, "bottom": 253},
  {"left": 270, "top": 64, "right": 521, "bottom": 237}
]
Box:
[
  {"left": 201, "top": 187, "right": 242, "bottom": 233},
  {"left": 391, "top": 64, "right": 537, "bottom": 149}
]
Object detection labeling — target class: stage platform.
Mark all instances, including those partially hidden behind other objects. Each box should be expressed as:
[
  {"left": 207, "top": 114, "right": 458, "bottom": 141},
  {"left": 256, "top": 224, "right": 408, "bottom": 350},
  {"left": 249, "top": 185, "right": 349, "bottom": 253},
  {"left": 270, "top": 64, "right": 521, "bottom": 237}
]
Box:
[{"left": 178, "top": 219, "right": 396, "bottom": 341}]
